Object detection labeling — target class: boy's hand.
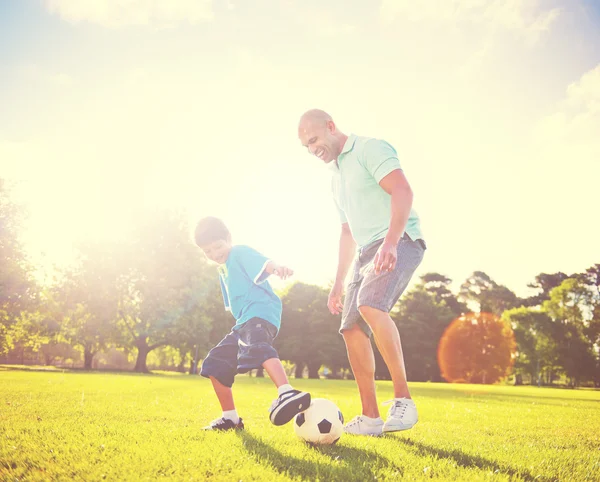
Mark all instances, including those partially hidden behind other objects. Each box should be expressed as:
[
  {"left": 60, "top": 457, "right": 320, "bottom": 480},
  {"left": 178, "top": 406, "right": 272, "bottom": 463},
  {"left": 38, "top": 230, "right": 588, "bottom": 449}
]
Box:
[
  {"left": 327, "top": 282, "right": 344, "bottom": 315},
  {"left": 273, "top": 264, "right": 293, "bottom": 280}
]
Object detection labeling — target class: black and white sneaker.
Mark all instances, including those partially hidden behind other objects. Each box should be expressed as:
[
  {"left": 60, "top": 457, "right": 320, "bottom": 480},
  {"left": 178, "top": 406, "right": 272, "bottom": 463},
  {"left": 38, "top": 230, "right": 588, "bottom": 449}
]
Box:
[
  {"left": 202, "top": 417, "right": 244, "bottom": 431},
  {"left": 269, "top": 390, "right": 311, "bottom": 426}
]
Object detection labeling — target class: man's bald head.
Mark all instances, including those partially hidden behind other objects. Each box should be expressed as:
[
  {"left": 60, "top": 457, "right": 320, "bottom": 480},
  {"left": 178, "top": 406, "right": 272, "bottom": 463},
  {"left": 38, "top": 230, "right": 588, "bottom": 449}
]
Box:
[
  {"left": 297, "top": 109, "right": 346, "bottom": 164},
  {"left": 299, "top": 109, "right": 333, "bottom": 128}
]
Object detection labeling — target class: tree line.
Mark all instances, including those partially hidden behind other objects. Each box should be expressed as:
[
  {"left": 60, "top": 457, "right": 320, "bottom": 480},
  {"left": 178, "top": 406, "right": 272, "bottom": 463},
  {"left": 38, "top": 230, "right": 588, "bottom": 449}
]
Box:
[{"left": 1, "top": 179, "right": 599, "bottom": 386}]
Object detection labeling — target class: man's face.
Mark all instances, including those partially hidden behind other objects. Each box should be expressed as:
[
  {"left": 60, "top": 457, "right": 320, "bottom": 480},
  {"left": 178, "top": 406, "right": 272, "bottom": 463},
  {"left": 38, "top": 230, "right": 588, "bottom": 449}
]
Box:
[
  {"left": 200, "top": 238, "right": 232, "bottom": 265},
  {"left": 298, "top": 119, "right": 341, "bottom": 164}
]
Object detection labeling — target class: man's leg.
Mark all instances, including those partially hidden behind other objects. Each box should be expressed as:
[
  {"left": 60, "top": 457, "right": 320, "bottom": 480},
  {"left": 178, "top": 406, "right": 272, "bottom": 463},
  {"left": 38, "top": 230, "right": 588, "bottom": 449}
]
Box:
[
  {"left": 342, "top": 323, "right": 379, "bottom": 418},
  {"left": 358, "top": 305, "right": 410, "bottom": 399},
  {"left": 354, "top": 235, "right": 426, "bottom": 432}
]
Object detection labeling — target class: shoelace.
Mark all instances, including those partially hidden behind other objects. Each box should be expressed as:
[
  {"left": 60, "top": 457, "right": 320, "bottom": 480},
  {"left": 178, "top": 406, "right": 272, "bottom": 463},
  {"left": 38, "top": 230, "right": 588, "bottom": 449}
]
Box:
[
  {"left": 210, "top": 417, "right": 227, "bottom": 427},
  {"left": 345, "top": 415, "right": 364, "bottom": 428},
  {"left": 383, "top": 399, "right": 408, "bottom": 418},
  {"left": 268, "top": 390, "right": 295, "bottom": 412}
]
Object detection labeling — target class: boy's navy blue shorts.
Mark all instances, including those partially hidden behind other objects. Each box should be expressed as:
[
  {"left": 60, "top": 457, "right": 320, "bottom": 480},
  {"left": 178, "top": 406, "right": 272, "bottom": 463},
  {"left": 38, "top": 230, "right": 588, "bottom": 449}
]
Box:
[{"left": 200, "top": 318, "right": 279, "bottom": 388}]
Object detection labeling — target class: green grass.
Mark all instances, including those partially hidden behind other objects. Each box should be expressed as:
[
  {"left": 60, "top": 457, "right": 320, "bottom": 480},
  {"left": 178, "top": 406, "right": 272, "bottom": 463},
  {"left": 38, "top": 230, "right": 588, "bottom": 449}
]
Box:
[{"left": 1, "top": 367, "right": 599, "bottom": 481}]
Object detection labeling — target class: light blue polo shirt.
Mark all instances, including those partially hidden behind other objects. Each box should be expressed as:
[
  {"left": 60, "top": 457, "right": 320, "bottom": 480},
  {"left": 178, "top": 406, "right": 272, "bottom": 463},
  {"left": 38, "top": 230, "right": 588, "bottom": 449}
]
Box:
[
  {"left": 217, "top": 245, "right": 282, "bottom": 331},
  {"left": 330, "top": 134, "right": 423, "bottom": 248}
]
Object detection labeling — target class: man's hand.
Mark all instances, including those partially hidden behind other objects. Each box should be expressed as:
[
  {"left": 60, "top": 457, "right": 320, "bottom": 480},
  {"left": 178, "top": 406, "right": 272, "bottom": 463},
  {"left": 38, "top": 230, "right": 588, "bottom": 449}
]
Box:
[
  {"left": 328, "top": 282, "right": 344, "bottom": 315},
  {"left": 272, "top": 264, "right": 293, "bottom": 280},
  {"left": 373, "top": 241, "right": 397, "bottom": 274}
]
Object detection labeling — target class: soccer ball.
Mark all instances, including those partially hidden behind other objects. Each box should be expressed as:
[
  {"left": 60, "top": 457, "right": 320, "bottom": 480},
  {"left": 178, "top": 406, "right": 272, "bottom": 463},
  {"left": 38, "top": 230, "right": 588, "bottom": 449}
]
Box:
[{"left": 293, "top": 398, "right": 344, "bottom": 445}]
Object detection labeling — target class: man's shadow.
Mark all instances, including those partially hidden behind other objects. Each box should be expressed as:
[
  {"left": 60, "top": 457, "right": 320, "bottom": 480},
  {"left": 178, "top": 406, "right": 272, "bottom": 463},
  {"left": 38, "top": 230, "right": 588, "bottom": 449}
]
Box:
[
  {"left": 237, "top": 431, "right": 404, "bottom": 481},
  {"left": 238, "top": 431, "right": 554, "bottom": 482},
  {"left": 389, "top": 436, "right": 552, "bottom": 482}
]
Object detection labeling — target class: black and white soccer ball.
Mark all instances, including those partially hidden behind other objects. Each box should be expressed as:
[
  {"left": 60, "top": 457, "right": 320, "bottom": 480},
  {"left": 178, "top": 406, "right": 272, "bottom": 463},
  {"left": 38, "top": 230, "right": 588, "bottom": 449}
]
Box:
[{"left": 293, "top": 398, "right": 344, "bottom": 445}]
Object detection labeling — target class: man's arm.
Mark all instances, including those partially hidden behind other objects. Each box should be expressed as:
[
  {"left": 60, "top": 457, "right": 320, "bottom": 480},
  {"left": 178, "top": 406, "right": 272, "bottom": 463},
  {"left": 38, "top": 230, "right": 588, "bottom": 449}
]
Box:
[
  {"left": 380, "top": 169, "right": 413, "bottom": 245},
  {"left": 328, "top": 223, "right": 356, "bottom": 315},
  {"left": 373, "top": 169, "right": 413, "bottom": 273},
  {"left": 335, "top": 223, "right": 356, "bottom": 285}
]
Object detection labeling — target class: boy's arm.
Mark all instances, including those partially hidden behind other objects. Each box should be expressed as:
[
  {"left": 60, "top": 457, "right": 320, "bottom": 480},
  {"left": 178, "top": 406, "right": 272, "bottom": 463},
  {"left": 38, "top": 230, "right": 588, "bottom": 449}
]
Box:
[
  {"left": 264, "top": 260, "right": 294, "bottom": 280},
  {"left": 237, "top": 245, "right": 293, "bottom": 283},
  {"left": 219, "top": 275, "right": 232, "bottom": 313}
]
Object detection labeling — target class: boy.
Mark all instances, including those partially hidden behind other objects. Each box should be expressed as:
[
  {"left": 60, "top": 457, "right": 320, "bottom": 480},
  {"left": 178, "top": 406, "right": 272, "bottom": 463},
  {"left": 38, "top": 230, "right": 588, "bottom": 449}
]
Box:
[{"left": 195, "top": 216, "right": 311, "bottom": 431}]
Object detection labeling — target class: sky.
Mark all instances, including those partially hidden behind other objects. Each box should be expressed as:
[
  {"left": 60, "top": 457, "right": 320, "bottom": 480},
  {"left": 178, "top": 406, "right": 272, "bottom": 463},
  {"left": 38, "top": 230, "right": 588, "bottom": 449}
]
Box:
[{"left": 1, "top": 0, "right": 599, "bottom": 298}]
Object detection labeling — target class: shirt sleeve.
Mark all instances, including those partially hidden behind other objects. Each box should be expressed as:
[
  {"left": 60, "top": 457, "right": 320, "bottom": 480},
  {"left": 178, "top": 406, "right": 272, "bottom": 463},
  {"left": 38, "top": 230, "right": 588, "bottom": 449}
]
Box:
[
  {"left": 219, "top": 274, "right": 231, "bottom": 312},
  {"left": 361, "top": 139, "right": 402, "bottom": 183},
  {"left": 236, "top": 246, "right": 272, "bottom": 284}
]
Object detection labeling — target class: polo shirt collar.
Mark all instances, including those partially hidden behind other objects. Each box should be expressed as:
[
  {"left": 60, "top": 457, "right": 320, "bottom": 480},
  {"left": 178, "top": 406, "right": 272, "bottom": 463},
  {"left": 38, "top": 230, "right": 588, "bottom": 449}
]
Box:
[
  {"left": 329, "top": 134, "right": 356, "bottom": 172},
  {"left": 340, "top": 134, "right": 356, "bottom": 156}
]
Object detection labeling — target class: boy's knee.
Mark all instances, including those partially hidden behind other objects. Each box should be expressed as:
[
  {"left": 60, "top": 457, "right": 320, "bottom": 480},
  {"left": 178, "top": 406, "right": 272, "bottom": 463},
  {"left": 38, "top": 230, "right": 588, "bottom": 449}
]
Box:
[{"left": 200, "top": 358, "right": 235, "bottom": 388}]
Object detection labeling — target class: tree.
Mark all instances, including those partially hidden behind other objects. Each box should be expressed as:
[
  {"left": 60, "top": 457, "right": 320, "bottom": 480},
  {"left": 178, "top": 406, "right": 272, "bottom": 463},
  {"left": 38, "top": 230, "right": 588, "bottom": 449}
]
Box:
[
  {"left": 0, "top": 179, "right": 37, "bottom": 353},
  {"left": 459, "top": 271, "right": 520, "bottom": 315},
  {"left": 437, "top": 312, "right": 516, "bottom": 384},
  {"left": 276, "top": 282, "right": 347, "bottom": 378},
  {"left": 392, "top": 279, "right": 456, "bottom": 382},
  {"left": 51, "top": 242, "right": 124, "bottom": 369},
  {"left": 542, "top": 278, "right": 596, "bottom": 387},
  {"left": 2, "top": 308, "right": 58, "bottom": 364},
  {"left": 577, "top": 264, "right": 600, "bottom": 386},
  {"left": 523, "top": 272, "right": 570, "bottom": 307},
  {"left": 502, "top": 307, "right": 557, "bottom": 385},
  {"left": 420, "top": 272, "right": 468, "bottom": 317},
  {"left": 115, "top": 209, "right": 213, "bottom": 372},
  {"left": 173, "top": 282, "right": 229, "bottom": 375}
]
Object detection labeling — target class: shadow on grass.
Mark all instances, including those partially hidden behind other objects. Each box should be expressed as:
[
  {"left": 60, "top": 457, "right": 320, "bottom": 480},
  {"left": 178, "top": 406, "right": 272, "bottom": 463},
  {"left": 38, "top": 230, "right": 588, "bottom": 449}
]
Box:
[
  {"left": 391, "top": 437, "right": 552, "bottom": 482},
  {"left": 238, "top": 431, "right": 403, "bottom": 481},
  {"left": 412, "top": 385, "right": 600, "bottom": 405}
]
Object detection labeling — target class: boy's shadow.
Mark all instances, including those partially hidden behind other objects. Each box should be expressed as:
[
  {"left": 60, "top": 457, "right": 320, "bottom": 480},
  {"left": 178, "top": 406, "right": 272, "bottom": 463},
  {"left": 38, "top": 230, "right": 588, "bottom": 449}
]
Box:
[
  {"left": 237, "top": 431, "right": 404, "bottom": 481},
  {"left": 390, "top": 436, "right": 552, "bottom": 482}
]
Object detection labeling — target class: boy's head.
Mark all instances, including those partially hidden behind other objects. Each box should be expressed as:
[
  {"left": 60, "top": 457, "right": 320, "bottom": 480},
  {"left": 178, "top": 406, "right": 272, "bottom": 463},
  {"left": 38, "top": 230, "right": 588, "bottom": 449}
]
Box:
[{"left": 194, "top": 217, "right": 232, "bottom": 264}]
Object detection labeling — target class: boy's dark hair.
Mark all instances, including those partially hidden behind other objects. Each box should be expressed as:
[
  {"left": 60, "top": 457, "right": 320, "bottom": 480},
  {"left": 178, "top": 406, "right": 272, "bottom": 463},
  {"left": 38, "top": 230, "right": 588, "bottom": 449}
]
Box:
[{"left": 194, "top": 216, "right": 230, "bottom": 246}]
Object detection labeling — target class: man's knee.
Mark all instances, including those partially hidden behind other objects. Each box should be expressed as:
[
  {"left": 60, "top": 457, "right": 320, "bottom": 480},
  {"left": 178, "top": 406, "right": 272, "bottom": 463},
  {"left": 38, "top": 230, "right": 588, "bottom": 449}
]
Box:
[
  {"left": 341, "top": 323, "right": 368, "bottom": 344},
  {"left": 358, "top": 304, "right": 387, "bottom": 322}
]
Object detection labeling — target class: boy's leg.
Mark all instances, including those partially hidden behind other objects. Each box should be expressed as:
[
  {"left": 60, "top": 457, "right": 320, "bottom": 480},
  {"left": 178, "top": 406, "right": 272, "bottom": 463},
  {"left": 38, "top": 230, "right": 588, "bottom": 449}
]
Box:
[
  {"left": 262, "top": 357, "right": 288, "bottom": 387},
  {"left": 236, "top": 319, "right": 311, "bottom": 426},
  {"left": 263, "top": 356, "right": 311, "bottom": 425},
  {"left": 200, "top": 332, "right": 244, "bottom": 431},
  {"left": 209, "top": 376, "right": 235, "bottom": 411}
]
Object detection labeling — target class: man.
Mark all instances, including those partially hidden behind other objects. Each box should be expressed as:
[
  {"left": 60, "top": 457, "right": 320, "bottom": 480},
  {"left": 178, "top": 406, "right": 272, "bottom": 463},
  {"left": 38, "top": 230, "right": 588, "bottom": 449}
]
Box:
[{"left": 298, "top": 109, "right": 426, "bottom": 436}]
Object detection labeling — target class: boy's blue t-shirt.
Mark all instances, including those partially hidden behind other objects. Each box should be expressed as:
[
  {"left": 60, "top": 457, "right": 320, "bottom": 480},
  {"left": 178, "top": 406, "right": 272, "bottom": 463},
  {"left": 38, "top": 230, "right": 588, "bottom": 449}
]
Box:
[{"left": 217, "top": 245, "right": 282, "bottom": 331}]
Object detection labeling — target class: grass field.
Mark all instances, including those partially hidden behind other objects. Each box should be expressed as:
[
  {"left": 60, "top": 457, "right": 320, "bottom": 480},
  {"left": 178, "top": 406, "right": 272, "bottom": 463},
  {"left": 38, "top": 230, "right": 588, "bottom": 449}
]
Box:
[{"left": 1, "top": 367, "right": 599, "bottom": 481}]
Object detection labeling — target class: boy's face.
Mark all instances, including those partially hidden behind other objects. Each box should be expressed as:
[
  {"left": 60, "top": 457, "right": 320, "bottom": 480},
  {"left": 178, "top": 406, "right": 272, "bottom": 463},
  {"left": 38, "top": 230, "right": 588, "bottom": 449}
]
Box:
[{"left": 200, "top": 237, "right": 232, "bottom": 265}]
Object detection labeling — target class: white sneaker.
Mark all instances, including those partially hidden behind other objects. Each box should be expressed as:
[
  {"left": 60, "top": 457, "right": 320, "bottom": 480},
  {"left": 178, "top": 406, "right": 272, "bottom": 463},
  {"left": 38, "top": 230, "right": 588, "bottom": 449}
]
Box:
[
  {"left": 343, "top": 415, "right": 384, "bottom": 436},
  {"left": 382, "top": 398, "right": 418, "bottom": 432}
]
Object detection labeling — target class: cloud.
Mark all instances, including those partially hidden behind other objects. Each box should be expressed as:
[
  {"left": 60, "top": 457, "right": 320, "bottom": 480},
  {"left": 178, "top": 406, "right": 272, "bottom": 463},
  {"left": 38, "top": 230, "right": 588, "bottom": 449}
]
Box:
[
  {"left": 44, "top": 0, "right": 214, "bottom": 29},
  {"left": 380, "top": 0, "right": 560, "bottom": 46},
  {"left": 48, "top": 72, "right": 75, "bottom": 87},
  {"left": 15, "top": 64, "right": 75, "bottom": 88},
  {"left": 533, "top": 63, "right": 600, "bottom": 161}
]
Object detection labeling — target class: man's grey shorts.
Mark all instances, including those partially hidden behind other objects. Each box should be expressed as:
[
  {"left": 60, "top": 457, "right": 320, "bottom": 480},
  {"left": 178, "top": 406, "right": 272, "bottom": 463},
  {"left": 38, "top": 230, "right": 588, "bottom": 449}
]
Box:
[{"left": 341, "top": 232, "right": 426, "bottom": 337}]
